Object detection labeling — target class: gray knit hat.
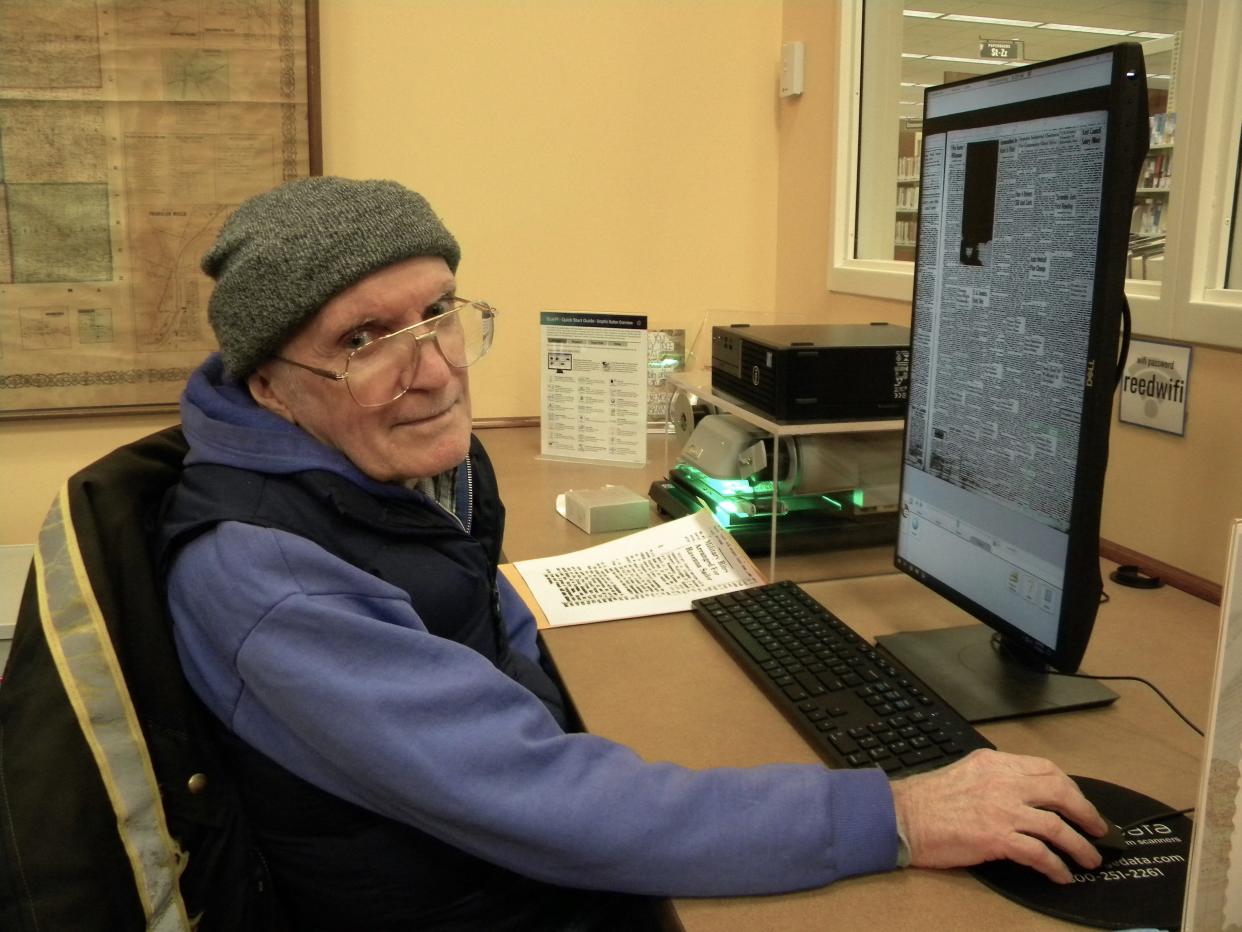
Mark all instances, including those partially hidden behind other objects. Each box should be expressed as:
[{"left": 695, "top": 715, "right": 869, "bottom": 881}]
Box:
[{"left": 202, "top": 176, "right": 461, "bottom": 381}]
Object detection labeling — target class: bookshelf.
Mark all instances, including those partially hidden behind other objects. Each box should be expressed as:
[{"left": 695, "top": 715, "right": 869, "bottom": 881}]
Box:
[
  {"left": 885, "top": 108, "right": 1175, "bottom": 279},
  {"left": 1129, "top": 111, "right": 1176, "bottom": 281},
  {"left": 894, "top": 119, "right": 922, "bottom": 261}
]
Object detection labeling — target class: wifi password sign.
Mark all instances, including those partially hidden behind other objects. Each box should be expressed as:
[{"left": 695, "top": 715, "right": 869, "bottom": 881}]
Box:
[{"left": 1118, "top": 339, "right": 1192, "bottom": 436}]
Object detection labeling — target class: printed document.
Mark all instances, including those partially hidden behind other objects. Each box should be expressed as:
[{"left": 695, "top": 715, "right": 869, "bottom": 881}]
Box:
[{"left": 514, "top": 510, "right": 763, "bottom": 627}]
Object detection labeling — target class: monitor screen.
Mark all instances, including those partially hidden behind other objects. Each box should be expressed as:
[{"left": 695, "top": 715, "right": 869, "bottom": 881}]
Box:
[{"left": 880, "top": 44, "right": 1148, "bottom": 722}]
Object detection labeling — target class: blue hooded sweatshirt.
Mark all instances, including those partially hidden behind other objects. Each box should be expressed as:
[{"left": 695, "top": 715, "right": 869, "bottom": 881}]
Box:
[{"left": 163, "top": 355, "right": 899, "bottom": 898}]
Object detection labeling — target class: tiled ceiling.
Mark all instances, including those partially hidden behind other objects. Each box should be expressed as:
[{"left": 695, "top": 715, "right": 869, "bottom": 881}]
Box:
[{"left": 895, "top": 1, "right": 1185, "bottom": 117}]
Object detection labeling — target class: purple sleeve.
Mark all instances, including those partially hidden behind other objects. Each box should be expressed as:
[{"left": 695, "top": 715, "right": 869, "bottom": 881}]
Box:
[
  {"left": 496, "top": 571, "right": 540, "bottom": 663},
  {"left": 167, "top": 522, "right": 899, "bottom": 896}
]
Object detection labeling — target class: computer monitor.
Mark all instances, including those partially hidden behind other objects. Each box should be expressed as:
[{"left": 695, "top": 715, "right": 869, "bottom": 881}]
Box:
[{"left": 874, "top": 44, "right": 1149, "bottom": 723}]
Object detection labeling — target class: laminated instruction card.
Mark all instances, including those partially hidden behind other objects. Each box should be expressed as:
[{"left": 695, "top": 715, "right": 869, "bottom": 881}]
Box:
[{"left": 540, "top": 311, "right": 648, "bottom": 466}]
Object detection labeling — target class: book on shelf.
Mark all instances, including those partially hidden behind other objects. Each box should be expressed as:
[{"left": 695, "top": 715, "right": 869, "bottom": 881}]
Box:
[
  {"left": 1139, "top": 150, "right": 1173, "bottom": 190},
  {"left": 1131, "top": 197, "right": 1166, "bottom": 237},
  {"left": 1149, "top": 111, "right": 1176, "bottom": 148}
]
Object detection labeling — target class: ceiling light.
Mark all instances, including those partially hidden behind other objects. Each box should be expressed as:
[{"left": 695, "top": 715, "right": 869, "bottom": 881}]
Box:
[
  {"left": 902, "top": 52, "right": 928, "bottom": 59},
  {"left": 902, "top": 10, "right": 943, "bottom": 18},
  {"left": 942, "top": 14, "right": 1042, "bottom": 28},
  {"left": 1131, "top": 32, "right": 1174, "bottom": 39},
  {"left": 1038, "top": 23, "right": 1134, "bottom": 36},
  {"left": 926, "top": 55, "right": 1014, "bottom": 66}
]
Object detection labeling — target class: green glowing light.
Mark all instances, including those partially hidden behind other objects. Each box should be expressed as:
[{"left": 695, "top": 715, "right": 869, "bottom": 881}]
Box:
[{"left": 677, "top": 465, "right": 759, "bottom": 497}]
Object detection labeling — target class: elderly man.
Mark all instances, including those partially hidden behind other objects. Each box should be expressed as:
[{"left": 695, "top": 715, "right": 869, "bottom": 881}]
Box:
[{"left": 158, "top": 177, "right": 1109, "bottom": 930}]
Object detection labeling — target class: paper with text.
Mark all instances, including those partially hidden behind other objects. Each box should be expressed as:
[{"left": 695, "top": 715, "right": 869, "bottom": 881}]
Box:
[{"left": 513, "top": 510, "right": 764, "bottom": 627}]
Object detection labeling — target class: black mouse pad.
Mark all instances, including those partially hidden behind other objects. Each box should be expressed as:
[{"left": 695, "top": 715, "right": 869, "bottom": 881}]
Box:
[{"left": 968, "top": 776, "right": 1191, "bottom": 930}]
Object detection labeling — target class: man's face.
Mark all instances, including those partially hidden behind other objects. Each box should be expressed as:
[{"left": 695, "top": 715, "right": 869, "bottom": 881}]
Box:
[{"left": 248, "top": 255, "right": 473, "bottom": 483}]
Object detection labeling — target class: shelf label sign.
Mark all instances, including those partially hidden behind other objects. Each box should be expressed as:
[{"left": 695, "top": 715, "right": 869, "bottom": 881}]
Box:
[{"left": 979, "top": 40, "right": 1024, "bottom": 61}]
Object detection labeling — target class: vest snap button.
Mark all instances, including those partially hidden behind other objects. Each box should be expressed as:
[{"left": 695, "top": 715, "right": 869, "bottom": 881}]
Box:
[{"left": 187, "top": 773, "right": 209, "bottom": 795}]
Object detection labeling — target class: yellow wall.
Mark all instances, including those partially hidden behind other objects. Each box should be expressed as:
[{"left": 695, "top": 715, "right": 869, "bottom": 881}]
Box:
[
  {"left": 318, "top": 0, "right": 783, "bottom": 417},
  {"left": 3, "top": 0, "right": 1240, "bottom": 589},
  {"left": 2, "top": 412, "right": 180, "bottom": 547},
  {"left": 1, "top": 0, "right": 783, "bottom": 545},
  {"left": 1101, "top": 345, "right": 1242, "bottom": 583}
]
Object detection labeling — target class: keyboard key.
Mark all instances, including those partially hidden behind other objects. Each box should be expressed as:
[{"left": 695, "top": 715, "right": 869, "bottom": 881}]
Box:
[
  {"left": 721, "top": 620, "right": 771, "bottom": 662},
  {"left": 900, "top": 746, "right": 944, "bottom": 767},
  {"left": 829, "top": 733, "right": 859, "bottom": 755},
  {"left": 795, "top": 672, "right": 827, "bottom": 696}
]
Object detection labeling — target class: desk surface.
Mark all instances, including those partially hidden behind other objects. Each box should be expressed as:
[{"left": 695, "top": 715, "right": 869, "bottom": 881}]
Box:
[
  {"left": 485, "top": 424, "right": 1215, "bottom": 929},
  {"left": 540, "top": 558, "right": 1215, "bottom": 930}
]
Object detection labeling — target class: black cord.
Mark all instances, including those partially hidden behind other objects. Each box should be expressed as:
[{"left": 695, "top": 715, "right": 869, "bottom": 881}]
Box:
[
  {"left": 1115, "top": 295, "right": 1132, "bottom": 388},
  {"left": 1118, "top": 807, "right": 1195, "bottom": 831},
  {"left": 1049, "top": 644, "right": 1203, "bottom": 828},
  {"left": 1054, "top": 671, "right": 1204, "bottom": 736}
]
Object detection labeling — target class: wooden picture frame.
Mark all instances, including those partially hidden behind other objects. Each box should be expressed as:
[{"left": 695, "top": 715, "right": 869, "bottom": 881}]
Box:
[{"left": 0, "top": 0, "right": 322, "bottom": 419}]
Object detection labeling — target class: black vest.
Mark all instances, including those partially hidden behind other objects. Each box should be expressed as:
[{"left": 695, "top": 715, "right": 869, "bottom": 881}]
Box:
[{"left": 156, "top": 436, "right": 597, "bottom": 931}]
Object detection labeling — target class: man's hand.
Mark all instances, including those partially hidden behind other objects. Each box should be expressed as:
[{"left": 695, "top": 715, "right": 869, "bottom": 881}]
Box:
[{"left": 890, "top": 749, "right": 1108, "bottom": 883}]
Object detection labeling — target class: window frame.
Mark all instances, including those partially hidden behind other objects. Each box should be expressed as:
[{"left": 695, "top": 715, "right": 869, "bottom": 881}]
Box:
[{"left": 829, "top": 0, "right": 1242, "bottom": 350}]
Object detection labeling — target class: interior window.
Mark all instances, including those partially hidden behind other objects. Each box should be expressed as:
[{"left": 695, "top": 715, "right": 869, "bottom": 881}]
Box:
[{"left": 857, "top": 2, "right": 1186, "bottom": 284}]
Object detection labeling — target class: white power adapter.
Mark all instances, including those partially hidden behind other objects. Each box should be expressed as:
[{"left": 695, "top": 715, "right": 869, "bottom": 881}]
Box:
[{"left": 556, "top": 486, "right": 650, "bottom": 534}]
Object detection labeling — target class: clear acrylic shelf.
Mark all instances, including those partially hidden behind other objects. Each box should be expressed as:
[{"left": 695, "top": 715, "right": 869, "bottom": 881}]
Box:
[{"left": 663, "top": 372, "right": 903, "bottom": 581}]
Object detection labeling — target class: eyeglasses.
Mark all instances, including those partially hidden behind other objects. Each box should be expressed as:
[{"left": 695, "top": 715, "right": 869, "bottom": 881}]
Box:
[{"left": 274, "top": 298, "right": 497, "bottom": 408}]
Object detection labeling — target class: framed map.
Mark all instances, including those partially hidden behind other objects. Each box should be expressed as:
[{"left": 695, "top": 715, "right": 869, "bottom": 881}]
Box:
[{"left": 0, "top": 0, "right": 321, "bottom": 418}]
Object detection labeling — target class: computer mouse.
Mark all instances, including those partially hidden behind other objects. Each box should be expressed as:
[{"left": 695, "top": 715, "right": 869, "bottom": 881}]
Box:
[
  {"left": 1090, "top": 817, "right": 1130, "bottom": 855},
  {"left": 1052, "top": 810, "right": 1128, "bottom": 863}
]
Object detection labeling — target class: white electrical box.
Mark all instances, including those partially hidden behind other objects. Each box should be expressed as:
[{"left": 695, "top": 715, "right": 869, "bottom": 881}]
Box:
[{"left": 780, "top": 41, "right": 805, "bottom": 98}]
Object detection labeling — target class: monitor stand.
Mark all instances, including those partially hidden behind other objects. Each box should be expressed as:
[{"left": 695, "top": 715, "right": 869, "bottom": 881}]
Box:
[{"left": 875, "top": 625, "right": 1118, "bottom": 724}]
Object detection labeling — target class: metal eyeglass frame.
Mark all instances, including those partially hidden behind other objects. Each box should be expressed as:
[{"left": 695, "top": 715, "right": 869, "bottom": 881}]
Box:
[{"left": 273, "top": 298, "right": 497, "bottom": 408}]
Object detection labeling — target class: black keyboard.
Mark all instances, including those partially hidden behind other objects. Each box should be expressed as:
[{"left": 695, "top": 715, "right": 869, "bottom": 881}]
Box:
[{"left": 692, "top": 580, "right": 993, "bottom": 777}]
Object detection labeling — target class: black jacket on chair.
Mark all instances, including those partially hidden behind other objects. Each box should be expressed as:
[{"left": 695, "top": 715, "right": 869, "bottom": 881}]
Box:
[{"left": 0, "top": 426, "right": 282, "bottom": 932}]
